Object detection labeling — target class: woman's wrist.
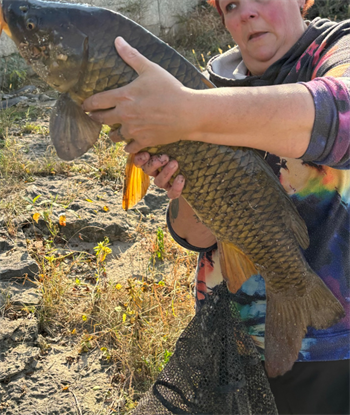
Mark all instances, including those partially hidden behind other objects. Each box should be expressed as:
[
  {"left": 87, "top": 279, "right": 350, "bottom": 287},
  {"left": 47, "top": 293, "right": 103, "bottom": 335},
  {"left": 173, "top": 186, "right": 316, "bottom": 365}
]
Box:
[{"left": 169, "top": 197, "right": 216, "bottom": 248}]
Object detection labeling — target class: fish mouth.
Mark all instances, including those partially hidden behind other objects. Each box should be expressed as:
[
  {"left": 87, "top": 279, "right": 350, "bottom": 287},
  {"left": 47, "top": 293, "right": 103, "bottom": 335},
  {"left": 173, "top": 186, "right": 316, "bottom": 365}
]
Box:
[
  {"left": 0, "top": 2, "right": 11, "bottom": 38},
  {"left": 248, "top": 32, "right": 268, "bottom": 41}
]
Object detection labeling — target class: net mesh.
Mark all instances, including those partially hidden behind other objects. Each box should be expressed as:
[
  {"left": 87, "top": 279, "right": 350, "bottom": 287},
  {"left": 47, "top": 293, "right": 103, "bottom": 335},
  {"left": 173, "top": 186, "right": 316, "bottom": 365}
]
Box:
[{"left": 133, "top": 282, "right": 277, "bottom": 415}]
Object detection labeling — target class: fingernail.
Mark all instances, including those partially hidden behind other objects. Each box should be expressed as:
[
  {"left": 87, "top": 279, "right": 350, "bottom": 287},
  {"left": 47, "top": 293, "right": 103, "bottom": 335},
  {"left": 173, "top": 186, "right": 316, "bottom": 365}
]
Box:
[
  {"left": 116, "top": 37, "right": 127, "bottom": 47},
  {"left": 138, "top": 153, "right": 147, "bottom": 162},
  {"left": 176, "top": 175, "right": 184, "bottom": 183},
  {"left": 169, "top": 160, "right": 177, "bottom": 169},
  {"left": 158, "top": 154, "right": 168, "bottom": 164}
]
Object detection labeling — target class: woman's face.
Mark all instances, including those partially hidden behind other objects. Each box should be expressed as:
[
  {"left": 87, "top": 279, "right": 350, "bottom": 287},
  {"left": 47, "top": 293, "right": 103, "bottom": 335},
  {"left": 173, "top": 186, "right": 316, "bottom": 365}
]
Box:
[{"left": 218, "top": 0, "right": 307, "bottom": 75}]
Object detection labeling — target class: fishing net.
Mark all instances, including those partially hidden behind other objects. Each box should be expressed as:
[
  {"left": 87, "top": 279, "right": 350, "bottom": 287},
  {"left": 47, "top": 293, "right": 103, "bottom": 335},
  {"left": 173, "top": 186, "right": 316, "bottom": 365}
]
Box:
[{"left": 133, "top": 282, "right": 277, "bottom": 415}]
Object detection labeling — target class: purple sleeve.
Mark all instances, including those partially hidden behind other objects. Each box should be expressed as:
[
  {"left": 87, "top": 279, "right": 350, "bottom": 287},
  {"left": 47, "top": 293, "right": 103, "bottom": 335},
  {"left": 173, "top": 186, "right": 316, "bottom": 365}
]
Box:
[{"left": 300, "top": 76, "right": 350, "bottom": 169}]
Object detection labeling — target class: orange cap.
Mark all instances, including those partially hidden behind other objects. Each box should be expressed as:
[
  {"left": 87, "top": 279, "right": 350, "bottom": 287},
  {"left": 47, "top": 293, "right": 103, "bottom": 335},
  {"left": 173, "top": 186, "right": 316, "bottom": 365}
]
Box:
[{"left": 207, "top": 0, "right": 222, "bottom": 15}]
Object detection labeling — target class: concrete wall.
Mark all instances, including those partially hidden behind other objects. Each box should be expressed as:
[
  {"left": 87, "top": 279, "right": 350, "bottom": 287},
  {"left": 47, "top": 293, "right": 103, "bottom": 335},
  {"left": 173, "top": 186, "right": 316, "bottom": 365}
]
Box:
[{"left": 0, "top": 0, "right": 199, "bottom": 57}]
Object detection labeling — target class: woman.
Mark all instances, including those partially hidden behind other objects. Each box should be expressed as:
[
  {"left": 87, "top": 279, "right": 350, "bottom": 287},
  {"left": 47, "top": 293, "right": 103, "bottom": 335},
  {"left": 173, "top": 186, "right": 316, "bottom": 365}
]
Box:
[{"left": 83, "top": 0, "right": 350, "bottom": 413}]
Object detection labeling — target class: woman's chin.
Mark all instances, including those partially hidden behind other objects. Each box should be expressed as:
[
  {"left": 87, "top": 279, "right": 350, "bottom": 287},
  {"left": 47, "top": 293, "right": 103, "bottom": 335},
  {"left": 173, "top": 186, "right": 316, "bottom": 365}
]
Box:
[{"left": 243, "top": 49, "right": 282, "bottom": 73}]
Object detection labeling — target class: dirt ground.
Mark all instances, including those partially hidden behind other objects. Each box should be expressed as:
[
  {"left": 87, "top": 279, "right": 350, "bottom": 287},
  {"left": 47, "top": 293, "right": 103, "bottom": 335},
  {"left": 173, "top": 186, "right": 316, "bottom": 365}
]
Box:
[{"left": 0, "top": 93, "right": 195, "bottom": 414}]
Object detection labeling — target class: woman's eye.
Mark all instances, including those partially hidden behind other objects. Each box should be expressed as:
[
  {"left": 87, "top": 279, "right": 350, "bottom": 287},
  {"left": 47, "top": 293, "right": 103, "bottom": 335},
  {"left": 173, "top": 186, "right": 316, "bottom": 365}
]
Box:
[{"left": 226, "top": 2, "right": 237, "bottom": 12}]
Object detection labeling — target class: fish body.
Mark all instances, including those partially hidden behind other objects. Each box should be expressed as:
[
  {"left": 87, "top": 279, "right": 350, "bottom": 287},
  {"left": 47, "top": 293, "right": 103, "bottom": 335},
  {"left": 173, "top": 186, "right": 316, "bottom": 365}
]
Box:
[{"left": 0, "top": 0, "right": 344, "bottom": 377}]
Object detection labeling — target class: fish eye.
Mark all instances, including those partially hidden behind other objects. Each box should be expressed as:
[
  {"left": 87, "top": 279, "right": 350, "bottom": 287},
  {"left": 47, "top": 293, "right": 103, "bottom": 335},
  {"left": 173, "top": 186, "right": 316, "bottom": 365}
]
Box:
[
  {"left": 19, "top": 6, "right": 28, "bottom": 13},
  {"left": 26, "top": 19, "right": 36, "bottom": 30}
]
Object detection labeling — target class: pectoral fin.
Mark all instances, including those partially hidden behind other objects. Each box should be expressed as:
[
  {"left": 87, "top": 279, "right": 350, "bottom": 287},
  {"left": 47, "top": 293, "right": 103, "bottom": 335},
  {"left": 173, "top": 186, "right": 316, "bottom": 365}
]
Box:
[
  {"left": 217, "top": 241, "right": 257, "bottom": 293},
  {"left": 50, "top": 93, "right": 101, "bottom": 161},
  {"left": 122, "top": 154, "right": 150, "bottom": 210}
]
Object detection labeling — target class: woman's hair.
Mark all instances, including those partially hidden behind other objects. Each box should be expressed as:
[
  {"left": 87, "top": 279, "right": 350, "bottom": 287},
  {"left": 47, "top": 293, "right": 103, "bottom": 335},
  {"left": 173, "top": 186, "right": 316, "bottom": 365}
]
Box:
[{"left": 207, "top": 0, "right": 315, "bottom": 19}]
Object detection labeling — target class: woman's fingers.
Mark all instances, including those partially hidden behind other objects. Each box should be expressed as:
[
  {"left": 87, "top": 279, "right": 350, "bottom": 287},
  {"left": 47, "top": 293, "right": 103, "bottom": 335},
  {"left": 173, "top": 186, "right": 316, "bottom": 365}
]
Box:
[
  {"left": 82, "top": 88, "right": 121, "bottom": 113},
  {"left": 133, "top": 152, "right": 150, "bottom": 167},
  {"left": 132, "top": 153, "right": 185, "bottom": 199},
  {"left": 109, "top": 126, "right": 126, "bottom": 143},
  {"left": 167, "top": 175, "right": 185, "bottom": 200},
  {"left": 133, "top": 153, "right": 170, "bottom": 177},
  {"left": 87, "top": 106, "right": 121, "bottom": 126},
  {"left": 115, "top": 37, "right": 155, "bottom": 76},
  {"left": 143, "top": 155, "right": 169, "bottom": 177},
  {"left": 124, "top": 139, "right": 147, "bottom": 154},
  {"left": 154, "top": 160, "right": 178, "bottom": 188}
]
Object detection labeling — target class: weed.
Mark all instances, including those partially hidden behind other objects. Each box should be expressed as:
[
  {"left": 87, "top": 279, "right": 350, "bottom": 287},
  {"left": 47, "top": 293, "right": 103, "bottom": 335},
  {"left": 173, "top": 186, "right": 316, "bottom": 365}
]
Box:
[
  {"left": 117, "top": 0, "right": 151, "bottom": 23},
  {"left": 21, "top": 123, "right": 49, "bottom": 135},
  {"left": 0, "top": 55, "right": 29, "bottom": 91},
  {"left": 150, "top": 227, "right": 165, "bottom": 263},
  {"left": 28, "top": 217, "right": 196, "bottom": 412},
  {"left": 168, "top": 2, "right": 233, "bottom": 68},
  {"left": 8, "top": 69, "right": 27, "bottom": 90},
  {"left": 94, "top": 237, "right": 113, "bottom": 264},
  {"left": 92, "top": 130, "right": 127, "bottom": 183},
  {"left": 306, "top": 0, "right": 349, "bottom": 20}
]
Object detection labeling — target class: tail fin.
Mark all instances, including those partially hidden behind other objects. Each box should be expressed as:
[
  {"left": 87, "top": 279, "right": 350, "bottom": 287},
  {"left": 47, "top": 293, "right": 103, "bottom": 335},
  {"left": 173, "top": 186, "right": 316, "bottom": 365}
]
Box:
[{"left": 264, "top": 272, "right": 345, "bottom": 378}]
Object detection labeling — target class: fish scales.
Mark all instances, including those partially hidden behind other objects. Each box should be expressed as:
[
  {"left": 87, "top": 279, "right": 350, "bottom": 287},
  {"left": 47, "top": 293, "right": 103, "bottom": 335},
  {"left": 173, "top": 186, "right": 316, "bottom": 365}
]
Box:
[
  {"left": 149, "top": 140, "right": 314, "bottom": 294},
  {"left": 0, "top": 0, "right": 344, "bottom": 377},
  {"left": 74, "top": 8, "right": 209, "bottom": 99}
]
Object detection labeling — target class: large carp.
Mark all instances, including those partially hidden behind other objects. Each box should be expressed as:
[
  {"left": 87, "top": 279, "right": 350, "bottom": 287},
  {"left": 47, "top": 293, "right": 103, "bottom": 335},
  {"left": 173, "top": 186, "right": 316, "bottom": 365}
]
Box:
[{"left": 0, "top": 0, "right": 344, "bottom": 377}]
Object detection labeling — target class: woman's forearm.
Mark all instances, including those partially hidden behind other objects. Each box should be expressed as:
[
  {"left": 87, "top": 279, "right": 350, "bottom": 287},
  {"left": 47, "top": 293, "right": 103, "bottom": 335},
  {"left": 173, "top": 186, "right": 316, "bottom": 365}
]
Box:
[
  {"left": 168, "top": 83, "right": 315, "bottom": 248},
  {"left": 168, "top": 83, "right": 315, "bottom": 247},
  {"left": 169, "top": 197, "right": 216, "bottom": 248},
  {"left": 187, "top": 83, "right": 315, "bottom": 159},
  {"left": 84, "top": 41, "right": 315, "bottom": 157}
]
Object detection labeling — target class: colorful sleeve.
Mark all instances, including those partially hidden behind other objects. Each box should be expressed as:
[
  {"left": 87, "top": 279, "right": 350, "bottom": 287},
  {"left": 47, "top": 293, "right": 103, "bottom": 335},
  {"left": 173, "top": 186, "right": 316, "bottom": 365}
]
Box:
[{"left": 299, "top": 34, "right": 350, "bottom": 169}]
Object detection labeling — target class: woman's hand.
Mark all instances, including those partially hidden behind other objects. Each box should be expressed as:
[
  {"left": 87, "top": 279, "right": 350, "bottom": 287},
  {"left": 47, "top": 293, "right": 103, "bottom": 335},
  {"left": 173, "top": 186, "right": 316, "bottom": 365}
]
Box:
[
  {"left": 82, "top": 37, "right": 197, "bottom": 154},
  {"left": 134, "top": 152, "right": 216, "bottom": 247},
  {"left": 133, "top": 152, "right": 185, "bottom": 199}
]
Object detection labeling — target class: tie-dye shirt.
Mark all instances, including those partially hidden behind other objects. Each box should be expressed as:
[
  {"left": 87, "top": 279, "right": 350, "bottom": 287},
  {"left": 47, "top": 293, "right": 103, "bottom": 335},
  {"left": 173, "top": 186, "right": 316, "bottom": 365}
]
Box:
[{"left": 168, "top": 18, "right": 350, "bottom": 362}]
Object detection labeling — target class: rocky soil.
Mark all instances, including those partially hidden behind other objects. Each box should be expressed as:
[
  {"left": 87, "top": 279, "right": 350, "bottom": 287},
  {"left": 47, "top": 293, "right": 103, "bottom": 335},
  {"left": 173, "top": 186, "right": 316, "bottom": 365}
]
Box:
[{"left": 0, "top": 88, "right": 183, "bottom": 414}]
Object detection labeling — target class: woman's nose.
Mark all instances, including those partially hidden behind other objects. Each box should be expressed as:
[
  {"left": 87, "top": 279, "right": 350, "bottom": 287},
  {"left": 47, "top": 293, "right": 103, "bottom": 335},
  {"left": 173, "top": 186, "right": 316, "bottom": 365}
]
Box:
[{"left": 239, "top": 1, "right": 259, "bottom": 21}]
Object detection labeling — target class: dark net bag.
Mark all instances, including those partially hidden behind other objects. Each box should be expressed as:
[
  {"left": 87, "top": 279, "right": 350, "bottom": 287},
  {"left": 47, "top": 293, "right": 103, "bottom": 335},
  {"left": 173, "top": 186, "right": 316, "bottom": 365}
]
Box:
[{"left": 133, "top": 282, "right": 277, "bottom": 414}]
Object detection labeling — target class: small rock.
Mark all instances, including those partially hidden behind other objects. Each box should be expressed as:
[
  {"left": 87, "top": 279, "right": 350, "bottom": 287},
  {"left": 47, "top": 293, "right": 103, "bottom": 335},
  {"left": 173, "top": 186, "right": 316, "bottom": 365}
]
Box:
[
  {"left": 0, "top": 318, "right": 38, "bottom": 345},
  {"left": 0, "top": 96, "right": 28, "bottom": 110},
  {"left": 0, "top": 237, "right": 14, "bottom": 253},
  {"left": 0, "top": 345, "right": 39, "bottom": 382},
  {"left": 0, "top": 249, "right": 39, "bottom": 281},
  {"left": 38, "top": 94, "right": 51, "bottom": 102},
  {"left": 0, "top": 281, "right": 41, "bottom": 309}
]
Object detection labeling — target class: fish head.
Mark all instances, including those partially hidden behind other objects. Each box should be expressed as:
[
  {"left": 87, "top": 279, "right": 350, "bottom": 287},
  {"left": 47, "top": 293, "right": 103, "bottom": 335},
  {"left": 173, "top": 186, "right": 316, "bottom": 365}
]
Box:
[{"left": 0, "top": 0, "right": 88, "bottom": 93}]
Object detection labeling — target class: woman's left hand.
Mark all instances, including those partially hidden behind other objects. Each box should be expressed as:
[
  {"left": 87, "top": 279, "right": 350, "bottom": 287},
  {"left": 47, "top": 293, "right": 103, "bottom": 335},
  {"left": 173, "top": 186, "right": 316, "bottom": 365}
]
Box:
[
  {"left": 134, "top": 152, "right": 185, "bottom": 199},
  {"left": 82, "top": 37, "right": 196, "bottom": 154}
]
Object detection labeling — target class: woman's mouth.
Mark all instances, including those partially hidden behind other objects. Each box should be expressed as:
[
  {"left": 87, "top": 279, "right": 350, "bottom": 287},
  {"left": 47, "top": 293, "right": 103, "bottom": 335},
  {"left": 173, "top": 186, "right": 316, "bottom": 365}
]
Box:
[{"left": 249, "top": 32, "right": 268, "bottom": 41}]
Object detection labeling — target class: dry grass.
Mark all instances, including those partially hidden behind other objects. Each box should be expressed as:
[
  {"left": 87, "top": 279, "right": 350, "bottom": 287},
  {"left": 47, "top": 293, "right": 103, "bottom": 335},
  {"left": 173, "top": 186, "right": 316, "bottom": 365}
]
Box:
[
  {"left": 168, "top": 2, "right": 233, "bottom": 69},
  {"left": 0, "top": 101, "right": 196, "bottom": 412},
  {"left": 27, "top": 227, "right": 197, "bottom": 412},
  {"left": 0, "top": 115, "right": 127, "bottom": 223}
]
